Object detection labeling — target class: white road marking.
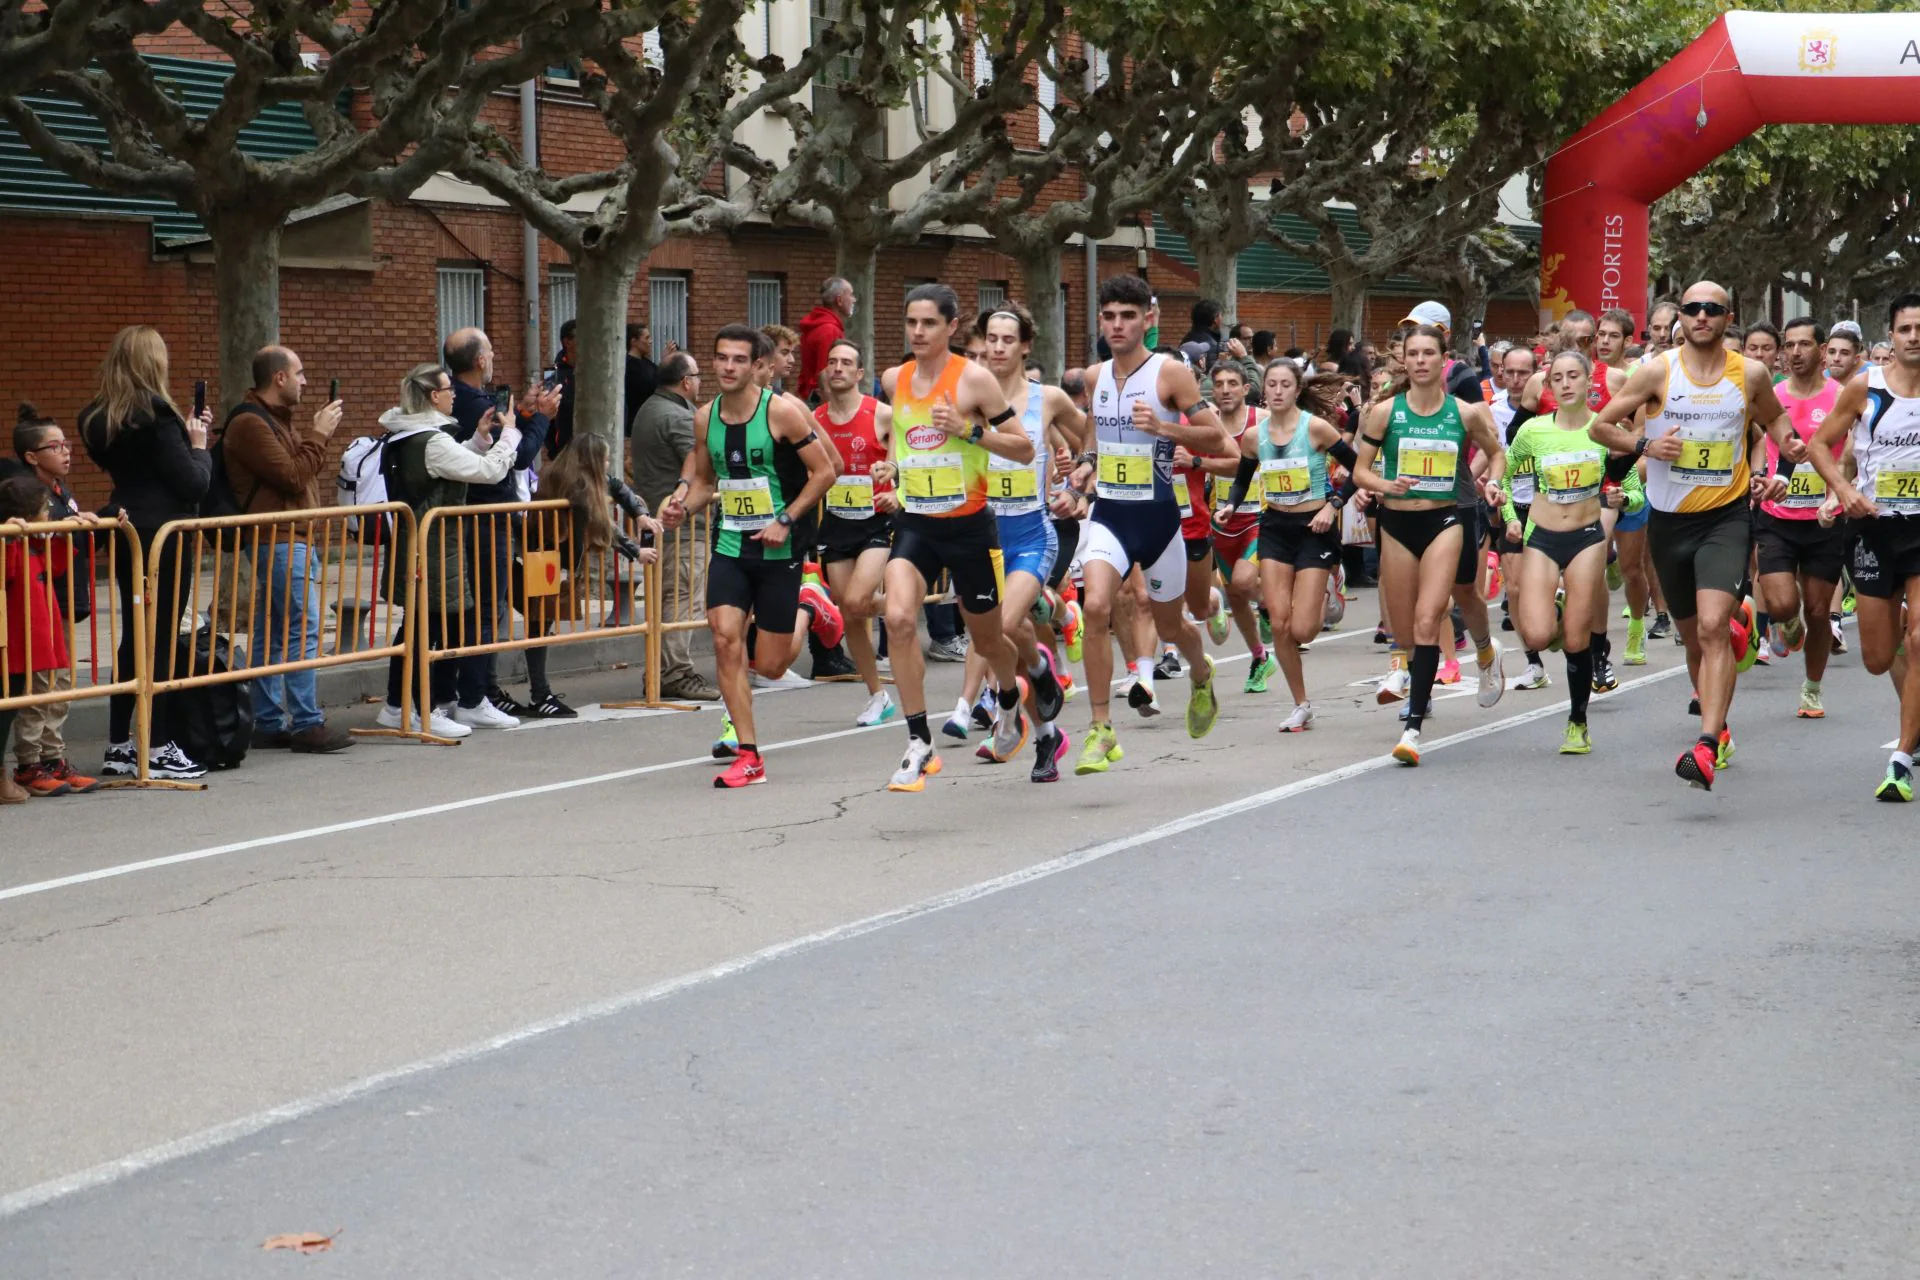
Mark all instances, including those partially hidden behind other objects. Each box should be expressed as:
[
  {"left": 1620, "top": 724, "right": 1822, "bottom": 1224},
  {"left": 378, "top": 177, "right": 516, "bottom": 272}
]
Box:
[{"left": 0, "top": 660, "right": 1689, "bottom": 1218}]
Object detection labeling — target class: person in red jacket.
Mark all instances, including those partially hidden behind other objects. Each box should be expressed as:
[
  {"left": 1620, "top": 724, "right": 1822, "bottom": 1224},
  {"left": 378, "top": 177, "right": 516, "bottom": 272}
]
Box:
[
  {"left": 796, "top": 276, "right": 857, "bottom": 403},
  {"left": 1, "top": 475, "right": 71, "bottom": 803}
]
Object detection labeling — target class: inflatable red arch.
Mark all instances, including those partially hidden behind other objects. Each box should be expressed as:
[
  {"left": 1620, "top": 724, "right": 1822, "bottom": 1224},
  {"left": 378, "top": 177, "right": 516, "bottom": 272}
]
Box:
[{"left": 1540, "top": 10, "right": 1920, "bottom": 333}]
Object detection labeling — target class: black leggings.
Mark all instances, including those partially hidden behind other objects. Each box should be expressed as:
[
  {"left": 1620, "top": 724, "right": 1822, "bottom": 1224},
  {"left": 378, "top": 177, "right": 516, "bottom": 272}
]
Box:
[
  {"left": 111, "top": 528, "right": 187, "bottom": 746},
  {"left": 385, "top": 612, "right": 488, "bottom": 712}
]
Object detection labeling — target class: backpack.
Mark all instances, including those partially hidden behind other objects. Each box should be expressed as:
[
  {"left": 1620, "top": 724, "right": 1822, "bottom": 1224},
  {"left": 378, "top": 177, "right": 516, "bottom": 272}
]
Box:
[
  {"left": 204, "top": 408, "right": 265, "bottom": 551},
  {"left": 336, "top": 434, "right": 389, "bottom": 535},
  {"left": 169, "top": 627, "right": 253, "bottom": 769}
]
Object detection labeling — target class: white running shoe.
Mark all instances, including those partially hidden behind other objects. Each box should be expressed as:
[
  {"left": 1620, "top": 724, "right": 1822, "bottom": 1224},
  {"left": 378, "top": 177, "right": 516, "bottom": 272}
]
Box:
[
  {"left": 1376, "top": 667, "right": 1411, "bottom": 704},
  {"left": 887, "top": 738, "right": 941, "bottom": 792},
  {"left": 1207, "top": 588, "right": 1229, "bottom": 644},
  {"left": 453, "top": 699, "right": 519, "bottom": 730},
  {"left": 1392, "top": 727, "right": 1422, "bottom": 766},
  {"left": 1476, "top": 638, "right": 1506, "bottom": 708},
  {"left": 856, "top": 689, "right": 898, "bottom": 727},
  {"left": 1279, "top": 703, "right": 1314, "bottom": 733},
  {"left": 147, "top": 741, "right": 208, "bottom": 780},
  {"left": 1515, "top": 663, "right": 1550, "bottom": 691},
  {"left": 1126, "top": 678, "right": 1162, "bottom": 718},
  {"left": 989, "top": 706, "right": 1028, "bottom": 762},
  {"left": 377, "top": 703, "right": 473, "bottom": 737}
]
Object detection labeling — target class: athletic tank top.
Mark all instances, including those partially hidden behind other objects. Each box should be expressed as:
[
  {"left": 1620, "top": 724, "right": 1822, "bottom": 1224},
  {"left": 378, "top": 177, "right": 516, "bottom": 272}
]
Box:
[
  {"left": 1381, "top": 392, "right": 1465, "bottom": 501},
  {"left": 1508, "top": 413, "right": 1604, "bottom": 507},
  {"left": 892, "top": 356, "right": 988, "bottom": 518},
  {"left": 1642, "top": 348, "right": 1752, "bottom": 515},
  {"left": 1856, "top": 366, "right": 1920, "bottom": 518},
  {"left": 709, "top": 389, "right": 805, "bottom": 561},
  {"left": 1587, "top": 363, "right": 1615, "bottom": 412},
  {"left": 816, "top": 395, "right": 889, "bottom": 521},
  {"left": 1091, "top": 353, "right": 1178, "bottom": 508},
  {"left": 1214, "top": 405, "right": 1262, "bottom": 535},
  {"left": 1256, "top": 408, "right": 1327, "bottom": 507},
  {"left": 1763, "top": 378, "right": 1842, "bottom": 521},
  {"left": 987, "top": 381, "right": 1048, "bottom": 518}
]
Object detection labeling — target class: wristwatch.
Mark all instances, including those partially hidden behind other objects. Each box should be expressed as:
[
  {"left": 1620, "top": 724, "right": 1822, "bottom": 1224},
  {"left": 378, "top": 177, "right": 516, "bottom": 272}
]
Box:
[{"left": 776, "top": 511, "right": 794, "bottom": 528}]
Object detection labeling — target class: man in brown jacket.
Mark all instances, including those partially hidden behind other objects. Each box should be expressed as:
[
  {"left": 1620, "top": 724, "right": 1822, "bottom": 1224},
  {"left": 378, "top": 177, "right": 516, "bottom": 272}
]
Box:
[{"left": 223, "top": 345, "right": 351, "bottom": 752}]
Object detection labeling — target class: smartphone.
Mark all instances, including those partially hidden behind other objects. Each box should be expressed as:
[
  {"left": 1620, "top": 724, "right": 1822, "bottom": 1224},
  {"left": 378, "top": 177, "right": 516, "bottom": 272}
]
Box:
[
  {"left": 541, "top": 367, "right": 558, "bottom": 390},
  {"left": 193, "top": 380, "right": 206, "bottom": 418},
  {"left": 328, "top": 378, "right": 340, "bottom": 403},
  {"left": 492, "top": 384, "right": 512, "bottom": 416}
]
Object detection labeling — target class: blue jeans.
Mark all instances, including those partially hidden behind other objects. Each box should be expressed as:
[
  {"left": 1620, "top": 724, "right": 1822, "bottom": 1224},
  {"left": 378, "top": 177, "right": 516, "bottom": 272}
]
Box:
[{"left": 250, "top": 540, "right": 323, "bottom": 732}]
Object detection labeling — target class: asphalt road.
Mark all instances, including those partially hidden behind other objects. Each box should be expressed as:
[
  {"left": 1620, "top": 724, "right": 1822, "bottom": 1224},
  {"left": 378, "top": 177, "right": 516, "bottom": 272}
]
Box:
[{"left": 4, "top": 600, "right": 1918, "bottom": 1277}]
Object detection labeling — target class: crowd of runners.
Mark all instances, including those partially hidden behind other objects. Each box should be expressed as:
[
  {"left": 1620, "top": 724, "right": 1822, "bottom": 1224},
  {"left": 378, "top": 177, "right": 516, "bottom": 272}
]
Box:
[{"left": 651, "top": 272, "right": 1920, "bottom": 800}]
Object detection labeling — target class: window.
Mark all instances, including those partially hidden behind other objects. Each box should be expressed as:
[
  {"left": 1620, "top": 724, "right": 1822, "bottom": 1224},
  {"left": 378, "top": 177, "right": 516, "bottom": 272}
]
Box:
[
  {"left": 1036, "top": 65, "right": 1056, "bottom": 143},
  {"left": 649, "top": 272, "right": 689, "bottom": 362},
  {"left": 546, "top": 62, "right": 580, "bottom": 86},
  {"left": 978, "top": 281, "right": 1009, "bottom": 313},
  {"left": 747, "top": 275, "right": 784, "bottom": 330},
  {"left": 1086, "top": 43, "right": 1108, "bottom": 86},
  {"left": 549, "top": 269, "right": 577, "bottom": 348},
  {"left": 973, "top": 35, "right": 991, "bottom": 87},
  {"left": 811, "top": 0, "right": 885, "bottom": 181},
  {"left": 436, "top": 266, "right": 484, "bottom": 352},
  {"left": 643, "top": 28, "right": 663, "bottom": 68}
]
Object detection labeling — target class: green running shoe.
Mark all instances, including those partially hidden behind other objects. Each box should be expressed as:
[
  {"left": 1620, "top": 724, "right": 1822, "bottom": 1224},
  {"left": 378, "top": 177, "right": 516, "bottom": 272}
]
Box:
[
  {"left": 1606, "top": 559, "right": 1623, "bottom": 591},
  {"left": 712, "top": 714, "right": 738, "bottom": 759},
  {"left": 1075, "top": 722, "right": 1123, "bottom": 775},
  {"left": 1623, "top": 616, "right": 1647, "bottom": 666},
  {"left": 1842, "top": 590, "right": 1856, "bottom": 616},
  {"left": 1185, "top": 656, "right": 1219, "bottom": 739},
  {"left": 1877, "top": 761, "right": 1913, "bottom": 802},
  {"left": 1716, "top": 726, "right": 1735, "bottom": 771},
  {"left": 1244, "top": 652, "right": 1278, "bottom": 694},
  {"left": 1559, "top": 721, "right": 1591, "bottom": 755}
]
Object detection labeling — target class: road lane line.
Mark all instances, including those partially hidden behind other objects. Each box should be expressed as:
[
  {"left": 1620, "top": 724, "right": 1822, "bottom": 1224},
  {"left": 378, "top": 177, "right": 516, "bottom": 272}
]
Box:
[{"left": 0, "top": 660, "right": 1687, "bottom": 1217}]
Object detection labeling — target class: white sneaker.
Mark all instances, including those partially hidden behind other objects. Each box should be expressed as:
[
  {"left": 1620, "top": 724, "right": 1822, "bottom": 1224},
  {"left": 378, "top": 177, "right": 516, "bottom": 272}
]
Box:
[
  {"left": 376, "top": 703, "right": 473, "bottom": 737},
  {"left": 1279, "top": 703, "right": 1314, "bottom": 733},
  {"left": 750, "top": 669, "right": 812, "bottom": 691},
  {"left": 1515, "top": 663, "right": 1550, "bottom": 690},
  {"left": 989, "top": 706, "right": 1028, "bottom": 762},
  {"left": 148, "top": 741, "right": 208, "bottom": 779},
  {"left": 1376, "top": 667, "right": 1411, "bottom": 704},
  {"left": 453, "top": 699, "right": 519, "bottom": 730},
  {"left": 1392, "top": 727, "right": 1422, "bottom": 766},
  {"left": 856, "top": 689, "right": 898, "bottom": 727},
  {"left": 1476, "top": 638, "right": 1506, "bottom": 708},
  {"left": 887, "top": 738, "right": 940, "bottom": 792}
]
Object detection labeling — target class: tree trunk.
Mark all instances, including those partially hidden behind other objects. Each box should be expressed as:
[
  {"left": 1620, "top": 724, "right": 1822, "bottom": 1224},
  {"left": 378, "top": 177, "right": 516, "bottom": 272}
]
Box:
[
  {"left": 1328, "top": 271, "right": 1367, "bottom": 339},
  {"left": 1016, "top": 239, "right": 1066, "bottom": 380},
  {"left": 571, "top": 252, "right": 640, "bottom": 454},
  {"left": 1446, "top": 281, "right": 1490, "bottom": 358},
  {"left": 206, "top": 214, "right": 283, "bottom": 414},
  {"left": 1193, "top": 237, "right": 1239, "bottom": 331},
  {"left": 834, "top": 234, "right": 879, "bottom": 371}
]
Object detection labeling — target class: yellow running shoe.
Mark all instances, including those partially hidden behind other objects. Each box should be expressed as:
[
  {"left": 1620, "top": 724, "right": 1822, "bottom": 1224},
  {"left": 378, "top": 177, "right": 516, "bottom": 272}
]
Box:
[{"left": 1075, "top": 722, "right": 1123, "bottom": 775}]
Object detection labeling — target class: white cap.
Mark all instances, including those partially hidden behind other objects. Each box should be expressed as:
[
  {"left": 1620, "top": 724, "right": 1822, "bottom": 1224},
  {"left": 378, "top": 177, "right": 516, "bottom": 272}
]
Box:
[
  {"left": 1400, "top": 300, "right": 1452, "bottom": 331},
  {"left": 1831, "top": 320, "right": 1864, "bottom": 341}
]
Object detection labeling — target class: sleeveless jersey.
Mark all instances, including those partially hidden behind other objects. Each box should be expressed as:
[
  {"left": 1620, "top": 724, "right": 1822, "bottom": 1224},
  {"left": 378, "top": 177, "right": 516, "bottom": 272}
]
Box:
[
  {"left": 1381, "top": 392, "right": 1465, "bottom": 502},
  {"left": 1507, "top": 413, "right": 1604, "bottom": 508},
  {"left": 987, "top": 381, "right": 1049, "bottom": 518},
  {"left": 1215, "top": 404, "right": 1262, "bottom": 536},
  {"left": 892, "top": 356, "right": 988, "bottom": 518},
  {"left": 1587, "top": 362, "right": 1617, "bottom": 412},
  {"left": 815, "top": 395, "right": 889, "bottom": 521},
  {"left": 1855, "top": 366, "right": 1920, "bottom": 518},
  {"left": 1091, "top": 353, "right": 1179, "bottom": 518},
  {"left": 709, "top": 389, "right": 805, "bottom": 561},
  {"left": 1763, "top": 378, "right": 1842, "bottom": 521},
  {"left": 1257, "top": 408, "right": 1328, "bottom": 508},
  {"left": 1642, "top": 348, "right": 1752, "bottom": 514}
]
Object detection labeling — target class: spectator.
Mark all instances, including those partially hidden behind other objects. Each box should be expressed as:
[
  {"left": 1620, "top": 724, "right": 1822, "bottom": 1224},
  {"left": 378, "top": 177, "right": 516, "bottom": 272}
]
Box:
[
  {"left": 1872, "top": 340, "right": 1894, "bottom": 367},
  {"left": 1251, "top": 330, "right": 1277, "bottom": 363},
  {"left": 6, "top": 411, "right": 102, "bottom": 796},
  {"left": 373, "top": 362, "right": 524, "bottom": 738},
  {"left": 1326, "top": 327, "right": 1369, "bottom": 381},
  {"left": 221, "top": 345, "right": 353, "bottom": 755},
  {"left": 545, "top": 319, "right": 579, "bottom": 459},
  {"left": 1, "top": 475, "right": 65, "bottom": 803},
  {"left": 629, "top": 351, "right": 718, "bottom": 700},
  {"left": 797, "top": 276, "right": 856, "bottom": 403},
  {"left": 624, "top": 322, "right": 657, "bottom": 424},
  {"left": 78, "top": 324, "right": 213, "bottom": 781},
  {"left": 1182, "top": 298, "right": 1223, "bottom": 364},
  {"left": 441, "top": 326, "right": 559, "bottom": 727},
  {"left": 1061, "top": 367, "right": 1089, "bottom": 411}
]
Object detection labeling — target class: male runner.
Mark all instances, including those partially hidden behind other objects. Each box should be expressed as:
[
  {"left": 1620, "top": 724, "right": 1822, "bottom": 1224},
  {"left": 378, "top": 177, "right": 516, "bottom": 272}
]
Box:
[
  {"left": 1827, "top": 321, "right": 1867, "bottom": 384},
  {"left": 1066, "top": 274, "right": 1233, "bottom": 773},
  {"left": 1592, "top": 308, "right": 1643, "bottom": 680},
  {"left": 878, "top": 283, "right": 1032, "bottom": 793},
  {"left": 813, "top": 338, "right": 897, "bottom": 725},
  {"left": 659, "top": 324, "right": 840, "bottom": 788},
  {"left": 1807, "top": 294, "right": 1920, "bottom": 799},
  {"left": 1742, "top": 323, "right": 1782, "bottom": 376},
  {"left": 1490, "top": 343, "right": 1549, "bottom": 688},
  {"left": 1590, "top": 282, "right": 1798, "bottom": 790},
  {"left": 1193, "top": 360, "right": 1278, "bottom": 692}
]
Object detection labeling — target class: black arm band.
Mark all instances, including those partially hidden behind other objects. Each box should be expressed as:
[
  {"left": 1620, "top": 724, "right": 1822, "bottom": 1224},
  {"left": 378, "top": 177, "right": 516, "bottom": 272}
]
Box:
[
  {"left": 796, "top": 430, "right": 819, "bottom": 448},
  {"left": 1603, "top": 451, "right": 1638, "bottom": 484},
  {"left": 987, "top": 406, "right": 1016, "bottom": 426},
  {"left": 1226, "top": 455, "right": 1258, "bottom": 509},
  {"left": 1361, "top": 434, "right": 1386, "bottom": 449},
  {"left": 1336, "top": 473, "right": 1360, "bottom": 504},
  {"left": 1328, "top": 440, "right": 1359, "bottom": 471},
  {"left": 1180, "top": 402, "right": 1208, "bottom": 418}
]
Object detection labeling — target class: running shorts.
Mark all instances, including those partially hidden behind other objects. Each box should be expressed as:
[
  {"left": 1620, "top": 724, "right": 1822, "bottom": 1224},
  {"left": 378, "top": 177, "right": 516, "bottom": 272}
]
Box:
[
  {"left": 706, "top": 553, "right": 802, "bottom": 632},
  {"left": 1376, "top": 505, "right": 1464, "bottom": 563},
  {"left": 819, "top": 511, "right": 893, "bottom": 565},
  {"left": 892, "top": 509, "right": 1004, "bottom": 614},
  {"left": 1615, "top": 502, "right": 1650, "bottom": 534},
  {"left": 1850, "top": 516, "right": 1920, "bottom": 600},
  {"left": 1184, "top": 533, "right": 1213, "bottom": 563},
  {"left": 1525, "top": 520, "right": 1606, "bottom": 572},
  {"left": 1648, "top": 498, "right": 1752, "bottom": 620},
  {"left": 1257, "top": 509, "right": 1342, "bottom": 572},
  {"left": 1212, "top": 520, "right": 1259, "bottom": 573},
  {"left": 1453, "top": 503, "right": 1480, "bottom": 585},
  {"left": 1048, "top": 517, "right": 1079, "bottom": 590},
  {"left": 999, "top": 509, "right": 1059, "bottom": 585},
  {"left": 1081, "top": 518, "right": 1186, "bottom": 603},
  {"left": 1755, "top": 510, "right": 1847, "bottom": 583}
]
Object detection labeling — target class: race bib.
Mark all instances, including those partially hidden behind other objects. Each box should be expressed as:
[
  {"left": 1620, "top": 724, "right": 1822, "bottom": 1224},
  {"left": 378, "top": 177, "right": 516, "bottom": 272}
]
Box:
[
  {"left": 1260, "top": 458, "right": 1313, "bottom": 507},
  {"left": 1673, "top": 428, "right": 1737, "bottom": 486},
  {"left": 826, "top": 473, "right": 875, "bottom": 520},
  {"left": 718, "top": 476, "right": 774, "bottom": 531},
  {"left": 1096, "top": 441, "right": 1156, "bottom": 502},
  {"left": 1540, "top": 450, "right": 1602, "bottom": 504},
  {"left": 1396, "top": 437, "right": 1457, "bottom": 496},
  {"left": 900, "top": 453, "right": 966, "bottom": 514},
  {"left": 1508, "top": 468, "right": 1537, "bottom": 505},
  {"left": 1781, "top": 461, "right": 1826, "bottom": 510},
  {"left": 987, "top": 457, "right": 1041, "bottom": 515},
  {"left": 1174, "top": 471, "right": 1196, "bottom": 520},
  {"left": 1874, "top": 468, "right": 1920, "bottom": 515}
]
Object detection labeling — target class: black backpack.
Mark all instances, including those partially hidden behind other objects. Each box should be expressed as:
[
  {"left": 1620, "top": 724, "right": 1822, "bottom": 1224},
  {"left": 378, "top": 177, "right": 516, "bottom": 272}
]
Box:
[
  {"left": 202, "top": 408, "right": 265, "bottom": 550},
  {"left": 169, "top": 627, "right": 253, "bottom": 770}
]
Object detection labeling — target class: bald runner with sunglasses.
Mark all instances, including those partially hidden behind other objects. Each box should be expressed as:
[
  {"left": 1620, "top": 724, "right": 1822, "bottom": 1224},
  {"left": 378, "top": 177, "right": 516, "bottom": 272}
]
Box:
[{"left": 1590, "top": 281, "right": 1798, "bottom": 791}]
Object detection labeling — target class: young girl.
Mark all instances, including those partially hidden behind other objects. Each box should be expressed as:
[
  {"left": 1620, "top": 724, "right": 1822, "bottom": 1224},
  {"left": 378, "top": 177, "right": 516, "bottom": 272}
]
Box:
[{"left": 2, "top": 475, "right": 73, "bottom": 802}]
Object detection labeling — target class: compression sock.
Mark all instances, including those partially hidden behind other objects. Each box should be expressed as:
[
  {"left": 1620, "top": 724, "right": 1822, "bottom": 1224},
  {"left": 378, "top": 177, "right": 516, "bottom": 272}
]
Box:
[
  {"left": 998, "top": 685, "right": 1020, "bottom": 712},
  {"left": 907, "top": 712, "right": 931, "bottom": 744},
  {"left": 738, "top": 742, "right": 757, "bottom": 756},
  {"left": 1591, "top": 632, "right": 1609, "bottom": 661},
  {"left": 1526, "top": 649, "right": 1543, "bottom": 665},
  {"left": 1250, "top": 642, "right": 1268, "bottom": 663},
  {"left": 1565, "top": 648, "right": 1593, "bottom": 724},
  {"left": 1406, "top": 643, "right": 1440, "bottom": 731}
]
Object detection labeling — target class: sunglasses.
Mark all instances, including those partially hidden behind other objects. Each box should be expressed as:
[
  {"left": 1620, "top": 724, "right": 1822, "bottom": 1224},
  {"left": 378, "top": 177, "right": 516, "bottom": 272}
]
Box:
[{"left": 1680, "top": 301, "right": 1730, "bottom": 318}]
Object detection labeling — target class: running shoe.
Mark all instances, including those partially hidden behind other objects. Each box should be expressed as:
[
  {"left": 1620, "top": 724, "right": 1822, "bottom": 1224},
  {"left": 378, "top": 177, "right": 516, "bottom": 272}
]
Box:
[
  {"left": 1621, "top": 604, "right": 1632, "bottom": 620},
  {"left": 1075, "top": 722, "right": 1123, "bottom": 775},
  {"left": 1376, "top": 666, "right": 1411, "bottom": 704},
  {"left": 1061, "top": 600, "right": 1084, "bottom": 663},
  {"left": 1647, "top": 611, "right": 1673, "bottom": 640},
  {"left": 1548, "top": 593, "right": 1566, "bottom": 652},
  {"left": 1731, "top": 599, "right": 1760, "bottom": 673},
  {"left": 972, "top": 687, "right": 997, "bottom": 731},
  {"left": 147, "top": 741, "right": 208, "bottom": 780},
  {"left": 1687, "top": 691, "right": 1700, "bottom": 717},
  {"left": 1560, "top": 721, "right": 1592, "bottom": 755},
  {"left": 1842, "top": 589, "right": 1856, "bottom": 616},
  {"left": 1244, "top": 652, "right": 1278, "bottom": 694},
  {"left": 712, "top": 714, "right": 738, "bottom": 759},
  {"left": 1127, "top": 679, "right": 1162, "bottom": 718},
  {"left": 942, "top": 700, "right": 972, "bottom": 741},
  {"left": 1207, "top": 589, "right": 1230, "bottom": 645},
  {"left": 1781, "top": 615, "right": 1806, "bottom": 653},
  {"left": 1278, "top": 702, "right": 1314, "bottom": 733},
  {"left": 1391, "top": 728, "right": 1421, "bottom": 766},
  {"left": 798, "top": 582, "right": 845, "bottom": 647},
  {"left": 1372, "top": 625, "right": 1389, "bottom": 645},
  {"left": 1154, "top": 648, "right": 1184, "bottom": 680},
  {"left": 1185, "top": 657, "right": 1219, "bottom": 739},
  {"left": 857, "top": 689, "right": 898, "bottom": 727},
  {"left": 1876, "top": 760, "right": 1913, "bottom": 803},
  {"left": 887, "top": 739, "right": 942, "bottom": 792},
  {"left": 1030, "top": 648, "right": 1065, "bottom": 724},
  {"left": 101, "top": 741, "right": 137, "bottom": 778},
  {"left": 45, "top": 760, "right": 101, "bottom": 794},
  {"left": 529, "top": 693, "right": 577, "bottom": 719},
  {"left": 926, "top": 635, "right": 968, "bottom": 664},
  {"left": 1476, "top": 638, "right": 1506, "bottom": 708},
  {"left": 988, "top": 706, "right": 1029, "bottom": 762},
  {"left": 1797, "top": 681, "right": 1824, "bottom": 720},
  {"left": 1515, "top": 663, "right": 1550, "bottom": 690},
  {"left": 486, "top": 687, "right": 533, "bottom": 718},
  {"left": 1624, "top": 617, "right": 1647, "bottom": 666},
  {"left": 1676, "top": 740, "right": 1716, "bottom": 790},
  {"left": 1060, "top": 669, "right": 1078, "bottom": 702},
  {"left": 1260, "top": 609, "right": 1275, "bottom": 646},
  {"left": 1605, "top": 558, "right": 1624, "bottom": 591},
  {"left": 1831, "top": 614, "right": 1848, "bottom": 654},
  {"left": 714, "top": 750, "right": 766, "bottom": 788},
  {"left": 1437, "top": 657, "right": 1461, "bottom": 686},
  {"left": 1591, "top": 652, "right": 1619, "bottom": 693},
  {"left": 1716, "top": 726, "right": 1736, "bottom": 770},
  {"left": 1030, "top": 727, "right": 1069, "bottom": 783},
  {"left": 13, "top": 763, "right": 70, "bottom": 797}
]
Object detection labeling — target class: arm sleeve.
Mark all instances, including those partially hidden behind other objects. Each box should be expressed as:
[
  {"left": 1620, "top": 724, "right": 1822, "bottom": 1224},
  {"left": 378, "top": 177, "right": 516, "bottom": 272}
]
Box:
[
  {"left": 1622, "top": 465, "right": 1647, "bottom": 515},
  {"left": 1225, "top": 455, "right": 1258, "bottom": 509},
  {"left": 423, "top": 429, "right": 518, "bottom": 485},
  {"left": 1327, "top": 439, "right": 1359, "bottom": 472},
  {"left": 1603, "top": 447, "right": 1639, "bottom": 483}
]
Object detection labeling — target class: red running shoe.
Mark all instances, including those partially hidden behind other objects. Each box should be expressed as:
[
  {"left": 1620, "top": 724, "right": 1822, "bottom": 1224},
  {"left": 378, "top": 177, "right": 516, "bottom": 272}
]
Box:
[
  {"left": 714, "top": 750, "right": 766, "bottom": 788},
  {"left": 1675, "top": 740, "right": 1716, "bottom": 791},
  {"left": 798, "top": 581, "right": 845, "bottom": 647}
]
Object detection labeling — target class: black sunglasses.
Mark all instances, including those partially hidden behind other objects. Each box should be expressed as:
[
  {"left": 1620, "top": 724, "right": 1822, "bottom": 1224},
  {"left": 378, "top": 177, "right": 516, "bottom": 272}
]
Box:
[{"left": 1680, "top": 301, "right": 1729, "bottom": 318}]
